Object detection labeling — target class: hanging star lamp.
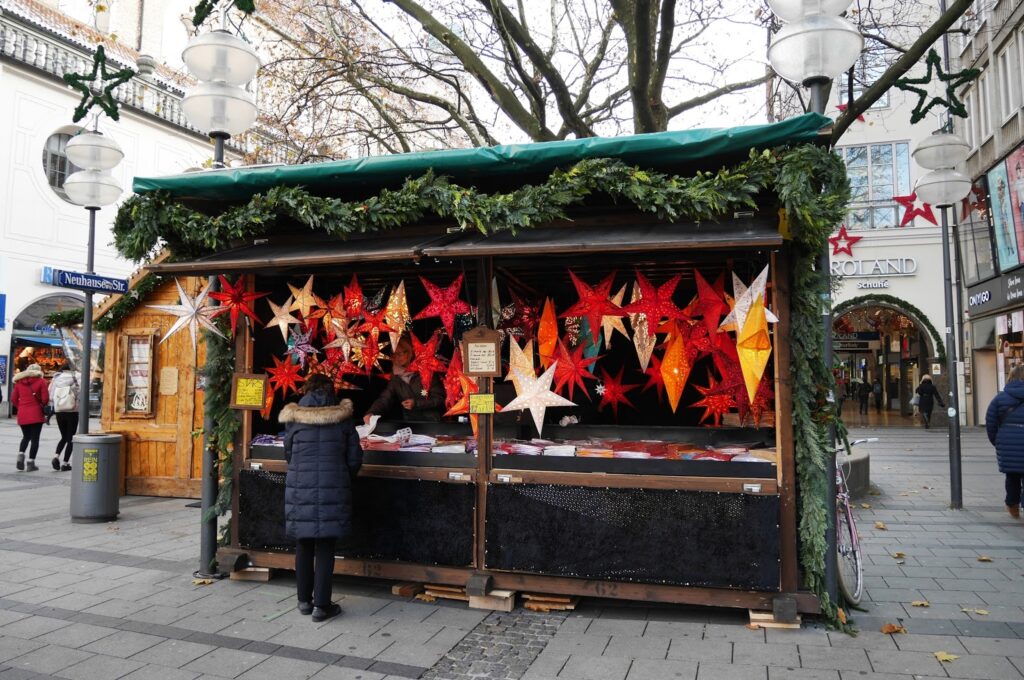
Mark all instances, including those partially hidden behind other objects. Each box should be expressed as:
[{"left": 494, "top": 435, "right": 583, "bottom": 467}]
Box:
[
  {"left": 621, "top": 271, "right": 685, "bottom": 328},
  {"left": 719, "top": 265, "right": 778, "bottom": 333},
  {"left": 736, "top": 294, "right": 773, "bottom": 403},
  {"left": 660, "top": 332, "right": 691, "bottom": 413},
  {"left": 503, "top": 363, "right": 576, "bottom": 438},
  {"left": 552, "top": 339, "right": 599, "bottom": 401},
  {"left": 414, "top": 274, "right": 472, "bottom": 339},
  {"left": 288, "top": 275, "right": 319, "bottom": 319},
  {"left": 358, "top": 307, "right": 396, "bottom": 344},
  {"left": 343, "top": 274, "right": 365, "bottom": 320},
  {"left": 408, "top": 331, "right": 448, "bottom": 392},
  {"left": 693, "top": 271, "right": 728, "bottom": 338},
  {"left": 579, "top": 318, "right": 602, "bottom": 359},
  {"left": 601, "top": 283, "right": 630, "bottom": 347},
  {"left": 498, "top": 289, "right": 541, "bottom": 339},
  {"left": 444, "top": 374, "right": 500, "bottom": 439},
  {"left": 691, "top": 371, "right": 737, "bottom": 426},
  {"left": 537, "top": 297, "right": 559, "bottom": 369},
  {"left": 322, "top": 318, "right": 365, "bottom": 361},
  {"left": 319, "top": 293, "right": 347, "bottom": 341},
  {"left": 444, "top": 347, "right": 466, "bottom": 410},
  {"left": 506, "top": 338, "right": 536, "bottom": 394},
  {"left": 266, "top": 355, "right": 305, "bottom": 397},
  {"left": 595, "top": 366, "right": 639, "bottom": 420},
  {"left": 265, "top": 295, "right": 302, "bottom": 343},
  {"left": 643, "top": 353, "right": 667, "bottom": 403},
  {"left": 383, "top": 281, "right": 412, "bottom": 349},
  {"left": 627, "top": 282, "right": 657, "bottom": 371},
  {"left": 207, "top": 274, "right": 267, "bottom": 336},
  {"left": 147, "top": 278, "right": 225, "bottom": 348},
  {"left": 352, "top": 338, "right": 387, "bottom": 375},
  {"left": 559, "top": 271, "right": 622, "bottom": 345},
  {"left": 285, "top": 327, "right": 319, "bottom": 369}
]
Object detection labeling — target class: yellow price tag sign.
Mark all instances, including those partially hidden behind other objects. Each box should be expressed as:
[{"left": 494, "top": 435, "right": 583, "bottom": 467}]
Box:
[
  {"left": 469, "top": 393, "right": 495, "bottom": 414},
  {"left": 231, "top": 373, "right": 269, "bottom": 410}
]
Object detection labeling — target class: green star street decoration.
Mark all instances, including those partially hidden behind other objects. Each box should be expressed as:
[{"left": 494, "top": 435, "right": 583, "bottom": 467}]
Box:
[
  {"left": 895, "top": 48, "right": 980, "bottom": 124},
  {"left": 192, "top": 0, "right": 255, "bottom": 27},
  {"left": 63, "top": 45, "right": 136, "bottom": 123}
]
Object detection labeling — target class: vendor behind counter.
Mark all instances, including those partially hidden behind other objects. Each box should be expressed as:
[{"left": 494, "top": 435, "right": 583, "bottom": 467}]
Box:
[{"left": 363, "top": 335, "right": 444, "bottom": 423}]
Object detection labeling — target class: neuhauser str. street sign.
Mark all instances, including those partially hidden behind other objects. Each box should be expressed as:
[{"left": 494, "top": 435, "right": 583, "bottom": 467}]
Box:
[{"left": 52, "top": 269, "right": 128, "bottom": 294}]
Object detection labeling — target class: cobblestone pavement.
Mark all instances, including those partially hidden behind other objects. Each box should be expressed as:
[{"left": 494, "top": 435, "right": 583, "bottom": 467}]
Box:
[{"left": 0, "top": 419, "right": 1021, "bottom": 679}]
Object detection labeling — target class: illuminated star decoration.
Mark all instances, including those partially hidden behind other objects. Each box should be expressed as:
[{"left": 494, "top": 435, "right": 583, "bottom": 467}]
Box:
[
  {"left": 693, "top": 271, "right": 728, "bottom": 339},
  {"left": 537, "top": 297, "right": 559, "bottom": 369},
  {"left": 559, "top": 271, "right": 622, "bottom": 344},
  {"left": 444, "top": 347, "right": 466, "bottom": 410},
  {"left": 504, "top": 362, "right": 576, "bottom": 438},
  {"left": 407, "top": 331, "right": 448, "bottom": 392},
  {"left": 343, "top": 274, "right": 365, "bottom": 320},
  {"left": 627, "top": 282, "right": 657, "bottom": 370},
  {"left": 506, "top": 338, "right": 536, "bottom": 394},
  {"left": 322, "top": 318, "right": 366, "bottom": 361},
  {"left": 319, "top": 293, "right": 347, "bottom": 341},
  {"left": 288, "top": 276, "right": 320, "bottom": 318},
  {"left": 660, "top": 332, "right": 692, "bottom": 413},
  {"left": 621, "top": 271, "right": 685, "bottom": 327},
  {"left": 894, "top": 192, "right": 937, "bottom": 227},
  {"left": 208, "top": 275, "right": 268, "bottom": 336},
  {"left": 265, "top": 296, "right": 302, "bottom": 342},
  {"left": 643, "top": 353, "right": 667, "bottom": 403},
  {"left": 286, "top": 327, "right": 319, "bottom": 369},
  {"left": 894, "top": 48, "right": 980, "bottom": 124},
  {"left": 736, "top": 294, "right": 773, "bottom": 403},
  {"left": 552, "top": 339, "right": 599, "bottom": 401},
  {"left": 384, "top": 281, "right": 412, "bottom": 349},
  {"left": 63, "top": 45, "right": 136, "bottom": 122},
  {"left": 961, "top": 182, "right": 987, "bottom": 221},
  {"left": 444, "top": 374, "right": 501, "bottom": 439},
  {"left": 266, "top": 355, "right": 305, "bottom": 397},
  {"left": 414, "top": 274, "right": 472, "bottom": 339},
  {"left": 498, "top": 289, "right": 541, "bottom": 339},
  {"left": 352, "top": 339, "right": 387, "bottom": 374},
  {"left": 595, "top": 366, "right": 638, "bottom": 420},
  {"left": 147, "top": 278, "right": 225, "bottom": 349},
  {"left": 691, "top": 371, "right": 737, "bottom": 426},
  {"left": 828, "top": 225, "right": 863, "bottom": 257},
  {"left": 601, "top": 283, "right": 630, "bottom": 346},
  {"left": 358, "top": 307, "right": 396, "bottom": 345},
  {"left": 720, "top": 266, "right": 779, "bottom": 333}
]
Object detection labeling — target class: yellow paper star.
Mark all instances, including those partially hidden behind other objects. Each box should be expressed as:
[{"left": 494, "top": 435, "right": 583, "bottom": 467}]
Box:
[
  {"left": 506, "top": 338, "right": 535, "bottom": 393},
  {"left": 288, "top": 275, "right": 319, "bottom": 318},
  {"left": 720, "top": 265, "right": 778, "bottom": 333},
  {"left": 265, "top": 296, "right": 302, "bottom": 343},
  {"left": 384, "top": 281, "right": 411, "bottom": 349},
  {"left": 601, "top": 283, "right": 630, "bottom": 347},
  {"left": 737, "top": 293, "right": 772, "bottom": 403}
]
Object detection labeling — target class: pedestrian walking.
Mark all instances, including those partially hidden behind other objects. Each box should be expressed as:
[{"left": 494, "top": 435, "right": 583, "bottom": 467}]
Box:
[
  {"left": 985, "top": 365, "right": 1024, "bottom": 518},
  {"left": 857, "top": 380, "right": 870, "bottom": 414},
  {"left": 10, "top": 363, "right": 49, "bottom": 471},
  {"left": 915, "top": 374, "right": 944, "bottom": 429},
  {"left": 47, "top": 363, "right": 79, "bottom": 471},
  {"left": 280, "top": 373, "right": 362, "bottom": 622}
]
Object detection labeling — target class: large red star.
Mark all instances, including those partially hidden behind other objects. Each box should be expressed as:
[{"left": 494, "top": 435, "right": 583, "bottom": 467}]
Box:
[
  {"left": 894, "top": 192, "right": 938, "bottom": 227},
  {"left": 961, "top": 182, "right": 987, "bottom": 221},
  {"left": 319, "top": 293, "right": 347, "bottom": 340},
  {"left": 414, "top": 274, "right": 472, "bottom": 339},
  {"left": 344, "top": 275, "right": 365, "bottom": 320},
  {"left": 207, "top": 275, "right": 268, "bottom": 336},
  {"left": 266, "top": 355, "right": 305, "bottom": 397},
  {"left": 443, "top": 347, "right": 465, "bottom": 410},
  {"left": 559, "top": 271, "right": 622, "bottom": 344},
  {"left": 693, "top": 271, "right": 728, "bottom": 338},
  {"left": 691, "top": 371, "right": 736, "bottom": 427},
  {"left": 552, "top": 339, "right": 599, "bottom": 401},
  {"left": 595, "top": 366, "right": 639, "bottom": 420},
  {"left": 621, "top": 271, "right": 685, "bottom": 327},
  {"left": 828, "top": 225, "right": 863, "bottom": 257},
  {"left": 407, "top": 331, "right": 448, "bottom": 391},
  {"left": 358, "top": 307, "right": 396, "bottom": 342},
  {"left": 643, "top": 353, "right": 667, "bottom": 403}
]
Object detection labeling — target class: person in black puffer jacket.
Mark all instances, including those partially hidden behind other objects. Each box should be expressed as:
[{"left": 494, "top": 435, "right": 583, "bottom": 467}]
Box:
[
  {"left": 915, "top": 375, "right": 944, "bottom": 429},
  {"left": 280, "top": 374, "right": 362, "bottom": 622},
  {"left": 986, "top": 365, "right": 1024, "bottom": 519}
]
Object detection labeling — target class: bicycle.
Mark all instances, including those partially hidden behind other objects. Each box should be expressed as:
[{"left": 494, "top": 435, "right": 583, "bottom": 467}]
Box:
[{"left": 835, "top": 437, "right": 876, "bottom": 606}]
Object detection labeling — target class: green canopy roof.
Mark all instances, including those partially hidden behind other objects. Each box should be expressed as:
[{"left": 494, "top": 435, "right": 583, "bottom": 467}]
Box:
[{"left": 133, "top": 113, "right": 831, "bottom": 202}]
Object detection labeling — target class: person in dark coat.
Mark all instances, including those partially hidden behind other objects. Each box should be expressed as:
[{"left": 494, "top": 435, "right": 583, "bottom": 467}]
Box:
[
  {"left": 11, "top": 364, "right": 49, "bottom": 471},
  {"left": 857, "top": 380, "right": 871, "bottom": 415},
  {"left": 986, "top": 365, "right": 1024, "bottom": 518},
  {"left": 364, "top": 334, "right": 444, "bottom": 424},
  {"left": 280, "top": 374, "right": 363, "bottom": 622},
  {"left": 915, "top": 374, "right": 944, "bottom": 429}
]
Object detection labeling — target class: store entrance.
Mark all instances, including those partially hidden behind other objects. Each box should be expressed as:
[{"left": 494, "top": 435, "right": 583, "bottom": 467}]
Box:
[{"left": 832, "top": 303, "right": 937, "bottom": 428}]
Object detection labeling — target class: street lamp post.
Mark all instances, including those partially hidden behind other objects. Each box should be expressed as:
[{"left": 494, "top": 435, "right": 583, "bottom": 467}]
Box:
[
  {"left": 766, "top": 0, "right": 863, "bottom": 605},
  {"left": 63, "top": 130, "right": 124, "bottom": 434},
  {"left": 181, "top": 22, "right": 259, "bottom": 578},
  {"left": 913, "top": 133, "right": 972, "bottom": 509}
]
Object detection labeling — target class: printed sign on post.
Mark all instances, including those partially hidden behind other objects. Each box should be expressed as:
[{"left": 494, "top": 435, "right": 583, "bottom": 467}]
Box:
[
  {"left": 469, "top": 393, "right": 495, "bottom": 414},
  {"left": 82, "top": 448, "right": 99, "bottom": 482},
  {"left": 461, "top": 326, "right": 502, "bottom": 377},
  {"left": 231, "top": 373, "right": 269, "bottom": 410}
]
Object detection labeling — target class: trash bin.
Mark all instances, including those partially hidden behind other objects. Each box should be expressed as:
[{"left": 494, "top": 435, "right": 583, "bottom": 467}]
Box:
[{"left": 70, "top": 433, "right": 123, "bottom": 523}]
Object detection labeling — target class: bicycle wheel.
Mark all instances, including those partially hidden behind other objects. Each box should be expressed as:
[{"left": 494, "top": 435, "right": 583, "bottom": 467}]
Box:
[{"left": 836, "top": 499, "right": 864, "bottom": 605}]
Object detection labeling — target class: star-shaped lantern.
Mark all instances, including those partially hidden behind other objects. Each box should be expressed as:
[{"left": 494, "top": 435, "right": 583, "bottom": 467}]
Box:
[
  {"left": 208, "top": 275, "right": 268, "bottom": 336},
  {"left": 384, "top": 281, "right": 412, "bottom": 349},
  {"left": 828, "top": 225, "right": 863, "bottom": 257},
  {"left": 343, "top": 275, "right": 365, "bottom": 320},
  {"left": 736, "top": 294, "right": 773, "bottom": 403},
  {"left": 407, "top": 331, "right": 448, "bottom": 391},
  {"left": 414, "top": 274, "right": 472, "bottom": 339},
  {"left": 621, "top": 271, "right": 685, "bottom": 327},
  {"left": 660, "top": 332, "right": 691, "bottom": 413},
  {"left": 288, "top": 276, "right": 320, "bottom": 319},
  {"left": 266, "top": 355, "right": 305, "bottom": 397},
  {"left": 498, "top": 289, "right": 541, "bottom": 339},
  {"left": 319, "top": 294, "right": 347, "bottom": 341},
  {"left": 595, "top": 366, "right": 638, "bottom": 420},
  {"left": 286, "top": 327, "right": 319, "bottom": 369},
  {"left": 506, "top": 338, "right": 536, "bottom": 394},
  {"left": 627, "top": 282, "right": 657, "bottom": 371},
  {"left": 559, "top": 271, "right": 622, "bottom": 345},
  {"left": 643, "top": 353, "right": 667, "bottom": 403},
  {"left": 537, "top": 297, "right": 559, "bottom": 369},
  {"left": 503, "top": 362, "right": 576, "bottom": 438},
  {"left": 63, "top": 45, "right": 136, "bottom": 122},
  {"left": 552, "top": 339, "right": 599, "bottom": 401},
  {"left": 444, "top": 347, "right": 466, "bottom": 410},
  {"left": 358, "top": 307, "right": 396, "bottom": 345},
  {"left": 691, "top": 371, "right": 737, "bottom": 426},
  {"left": 894, "top": 192, "right": 938, "bottom": 227},
  {"left": 601, "top": 283, "right": 630, "bottom": 346},
  {"left": 894, "top": 48, "right": 980, "bottom": 124},
  {"left": 693, "top": 271, "right": 728, "bottom": 338},
  {"left": 147, "top": 278, "right": 225, "bottom": 348},
  {"left": 265, "top": 296, "right": 302, "bottom": 342},
  {"left": 352, "top": 339, "right": 387, "bottom": 374},
  {"left": 720, "top": 266, "right": 779, "bottom": 333},
  {"left": 322, "top": 318, "right": 366, "bottom": 361}
]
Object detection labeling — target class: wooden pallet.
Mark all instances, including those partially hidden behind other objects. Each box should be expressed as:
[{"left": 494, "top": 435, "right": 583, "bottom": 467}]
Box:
[
  {"left": 416, "top": 584, "right": 469, "bottom": 602},
  {"left": 391, "top": 582, "right": 425, "bottom": 597},
  {"left": 523, "top": 593, "right": 579, "bottom": 613},
  {"left": 748, "top": 609, "right": 801, "bottom": 629},
  {"left": 229, "top": 567, "right": 271, "bottom": 582}
]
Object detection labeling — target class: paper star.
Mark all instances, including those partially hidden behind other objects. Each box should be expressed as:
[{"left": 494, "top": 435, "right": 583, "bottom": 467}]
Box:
[
  {"left": 207, "top": 275, "right": 268, "bottom": 336},
  {"left": 559, "top": 271, "right": 622, "bottom": 345},
  {"left": 537, "top": 297, "right": 559, "bottom": 369},
  {"left": 503, "top": 362, "right": 576, "bottom": 438},
  {"left": 894, "top": 48, "right": 980, "bottom": 124},
  {"left": 621, "top": 271, "right": 685, "bottom": 327},
  {"left": 384, "top": 281, "right": 411, "bottom": 349},
  {"left": 627, "top": 282, "right": 657, "bottom": 371},
  {"left": 506, "top": 338, "right": 536, "bottom": 394},
  {"left": 308, "top": 354, "right": 361, "bottom": 392},
  {"left": 322, "top": 318, "right": 366, "bottom": 361},
  {"left": 601, "top": 283, "right": 631, "bottom": 346},
  {"left": 288, "top": 276, "right": 319, "bottom": 318},
  {"left": 829, "top": 225, "right": 863, "bottom": 257},
  {"left": 660, "top": 332, "right": 691, "bottom": 413},
  {"left": 343, "top": 275, "right": 365, "bottom": 320},
  {"left": 498, "top": 289, "right": 541, "bottom": 339},
  {"left": 147, "top": 278, "right": 225, "bottom": 349},
  {"left": 63, "top": 45, "right": 136, "bottom": 122},
  {"left": 643, "top": 353, "right": 667, "bottom": 403},
  {"left": 836, "top": 103, "right": 865, "bottom": 122},
  {"left": 693, "top": 272, "right": 729, "bottom": 338},
  {"left": 691, "top": 371, "right": 736, "bottom": 426},
  {"left": 352, "top": 339, "right": 386, "bottom": 374},
  {"left": 265, "top": 296, "right": 302, "bottom": 343},
  {"left": 736, "top": 293, "right": 772, "bottom": 403},
  {"left": 552, "top": 339, "right": 599, "bottom": 401},
  {"left": 319, "top": 294, "right": 347, "bottom": 341},
  {"left": 443, "top": 373, "right": 499, "bottom": 439},
  {"left": 358, "top": 307, "right": 396, "bottom": 343},
  {"left": 414, "top": 274, "right": 472, "bottom": 339},
  {"left": 719, "top": 266, "right": 779, "bottom": 333},
  {"left": 408, "top": 331, "right": 448, "bottom": 390},
  {"left": 286, "top": 327, "right": 319, "bottom": 369},
  {"left": 894, "top": 192, "right": 937, "bottom": 227},
  {"left": 444, "top": 347, "right": 466, "bottom": 410},
  {"left": 266, "top": 355, "right": 305, "bottom": 397},
  {"left": 579, "top": 318, "right": 602, "bottom": 359},
  {"left": 961, "top": 182, "right": 987, "bottom": 221},
  {"left": 595, "top": 366, "right": 639, "bottom": 420}
]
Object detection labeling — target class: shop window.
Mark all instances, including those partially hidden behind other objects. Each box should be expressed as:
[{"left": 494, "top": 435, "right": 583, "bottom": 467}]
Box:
[
  {"left": 838, "top": 142, "right": 911, "bottom": 229},
  {"left": 958, "top": 177, "right": 997, "bottom": 285},
  {"left": 117, "top": 332, "right": 157, "bottom": 417},
  {"left": 997, "top": 40, "right": 1020, "bottom": 120},
  {"left": 41, "top": 132, "right": 83, "bottom": 202}
]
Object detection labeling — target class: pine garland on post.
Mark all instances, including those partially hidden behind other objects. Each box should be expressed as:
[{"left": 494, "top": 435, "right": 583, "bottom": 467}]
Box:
[{"left": 199, "top": 317, "right": 238, "bottom": 546}]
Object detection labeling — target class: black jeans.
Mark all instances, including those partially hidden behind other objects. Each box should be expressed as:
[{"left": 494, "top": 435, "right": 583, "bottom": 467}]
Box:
[
  {"left": 18, "top": 423, "right": 43, "bottom": 458},
  {"left": 1007, "top": 473, "right": 1024, "bottom": 507},
  {"left": 55, "top": 412, "right": 79, "bottom": 461},
  {"left": 295, "top": 537, "right": 336, "bottom": 607}
]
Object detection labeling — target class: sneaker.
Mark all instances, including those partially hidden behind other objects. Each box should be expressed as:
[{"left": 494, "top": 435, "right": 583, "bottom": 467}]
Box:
[
  {"left": 1008, "top": 505, "right": 1021, "bottom": 519},
  {"left": 16, "top": 454, "right": 24, "bottom": 471},
  {"left": 25, "top": 461, "right": 38, "bottom": 472},
  {"left": 51, "top": 457, "right": 60, "bottom": 471},
  {"left": 297, "top": 600, "right": 313, "bottom": 615},
  {"left": 311, "top": 603, "right": 341, "bottom": 622},
  {"left": 61, "top": 464, "right": 72, "bottom": 472}
]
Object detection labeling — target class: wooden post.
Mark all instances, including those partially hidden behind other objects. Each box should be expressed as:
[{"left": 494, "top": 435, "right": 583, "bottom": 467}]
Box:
[{"left": 772, "top": 250, "right": 798, "bottom": 594}]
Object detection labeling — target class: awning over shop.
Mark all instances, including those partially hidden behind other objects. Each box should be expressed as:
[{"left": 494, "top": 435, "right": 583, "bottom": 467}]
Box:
[{"left": 131, "top": 113, "right": 832, "bottom": 203}]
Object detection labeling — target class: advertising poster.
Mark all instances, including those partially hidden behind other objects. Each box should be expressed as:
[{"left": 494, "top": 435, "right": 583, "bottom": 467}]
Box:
[
  {"left": 1007, "top": 143, "right": 1024, "bottom": 261},
  {"left": 989, "top": 162, "right": 1019, "bottom": 271}
]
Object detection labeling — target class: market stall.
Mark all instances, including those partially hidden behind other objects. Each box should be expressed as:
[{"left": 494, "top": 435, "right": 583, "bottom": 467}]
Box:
[{"left": 109, "top": 113, "right": 849, "bottom": 620}]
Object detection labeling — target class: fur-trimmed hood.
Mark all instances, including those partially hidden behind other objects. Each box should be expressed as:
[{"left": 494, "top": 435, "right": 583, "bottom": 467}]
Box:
[
  {"left": 279, "top": 398, "right": 354, "bottom": 425},
  {"left": 13, "top": 365, "right": 43, "bottom": 382}
]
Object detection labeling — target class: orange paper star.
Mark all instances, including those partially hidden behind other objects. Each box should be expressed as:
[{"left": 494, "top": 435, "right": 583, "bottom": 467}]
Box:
[{"left": 660, "top": 332, "right": 691, "bottom": 413}]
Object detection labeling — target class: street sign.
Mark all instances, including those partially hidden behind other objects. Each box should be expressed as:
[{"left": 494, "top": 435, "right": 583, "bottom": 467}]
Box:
[{"left": 53, "top": 270, "right": 128, "bottom": 294}]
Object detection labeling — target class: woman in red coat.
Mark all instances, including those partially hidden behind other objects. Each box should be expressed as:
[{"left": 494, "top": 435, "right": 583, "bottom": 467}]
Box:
[{"left": 11, "top": 363, "right": 48, "bottom": 471}]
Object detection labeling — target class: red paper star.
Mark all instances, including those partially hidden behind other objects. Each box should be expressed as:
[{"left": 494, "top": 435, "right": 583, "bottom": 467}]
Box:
[
  {"left": 443, "top": 347, "right": 465, "bottom": 410},
  {"left": 691, "top": 371, "right": 736, "bottom": 426},
  {"left": 693, "top": 271, "right": 728, "bottom": 338},
  {"left": 415, "top": 274, "right": 472, "bottom": 339},
  {"left": 358, "top": 307, "right": 396, "bottom": 342},
  {"left": 894, "top": 192, "right": 938, "bottom": 227},
  {"left": 319, "top": 294, "right": 347, "bottom": 340},
  {"left": 961, "top": 182, "right": 987, "bottom": 221},
  {"left": 836, "top": 103, "right": 866, "bottom": 122},
  {"left": 207, "top": 275, "right": 268, "bottom": 336},
  {"left": 552, "top": 338, "right": 599, "bottom": 401},
  {"left": 595, "top": 366, "right": 639, "bottom": 420},
  {"left": 746, "top": 375, "right": 774, "bottom": 427},
  {"left": 344, "top": 275, "right": 365, "bottom": 320},
  {"left": 559, "top": 271, "right": 622, "bottom": 345},
  {"left": 498, "top": 289, "right": 541, "bottom": 339},
  {"left": 352, "top": 339, "right": 386, "bottom": 374},
  {"left": 408, "top": 331, "right": 448, "bottom": 390},
  {"left": 621, "top": 271, "right": 685, "bottom": 326},
  {"left": 643, "top": 353, "right": 667, "bottom": 402},
  {"left": 266, "top": 355, "right": 305, "bottom": 397},
  {"left": 828, "top": 225, "right": 863, "bottom": 257}
]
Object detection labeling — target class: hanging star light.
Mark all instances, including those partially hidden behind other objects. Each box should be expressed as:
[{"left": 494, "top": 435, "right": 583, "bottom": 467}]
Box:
[
  {"left": 559, "top": 271, "right": 622, "bottom": 345},
  {"left": 259, "top": 389, "right": 275, "bottom": 420},
  {"left": 414, "top": 274, "right": 472, "bottom": 339},
  {"left": 265, "top": 295, "right": 302, "bottom": 343},
  {"left": 287, "top": 276, "right": 320, "bottom": 319},
  {"left": 660, "top": 332, "right": 692, "bottom": 413},
  {"left": 319, "top": 293, "right": 347, "bottom": 341},
  {"left": 894, "top": 48, "right": 980, "bottom": 124},
  {"left": 693, "top": 271, "right": 729, "bottom": 338},
  {"left": 643, "top": 353, "right": 667, "bottom": 403},
  {"left": 147, "top": 278, "right": 225, "bottom": 348},
  {"left": 627, "top": 282, "right": 657, "bottom": 370},
  {"left": 504, "top": 362, "right": 576, "bottom": 438},
  {"left": 343, "top": 274, "right": 365, "bottom": 320},
  {"left": 719, "top": 265, "right": 778, "bottom": 333},
  {"left": 408, "top": 331, "right": 448, "bottom": 391},
  {"left": 552, "top": 339, "right": 599, "bottom": 401},
  {"left": 498, "top": 289, "right": 541, "bottom": 339},
  {"left": 352, "top": 338, "right": 387, "bottom": 374},
  {"left": 365, "top": 286, "right": 387, "bottom": 312},
  {"left": 691, "top": 371, "right": 736, "bottom": 426},
  {"left": 444, "top": 347, "right": 466, "bottom": 410},
  {"left": 384, "top": 281, "right": 412, "bottom": 349},
  {"left": 537, "top": 297, "right": 559, "bottom": 368},
  {"left": 63, "top": 45, "right": 136, "bottom": 122},
  {"left": 601, "top": 283, "right": 630, "bottom": 347},
  {"left": 444, "top": 373, "right": 481, "bottom": 435},
  {"left": 309, "top": 353, "right": 361, "bottom": 392},
  {"left": 266, "top": 355, "right": 305, "bottom": 397},
  {"left": 207, "top": 275, "right": 268, "bottom": 336},
  {"left": 301, "top": 294, "right": 328, "bottom": 335},
  {"left": 746, "top": 375, "right": 775, "bottom": 427},
  {"left": 286, "top": 327, "right": 319, "bottom": 368},
  {"left": 322, "top": 318, "right": 366, "bottom": 361},
  {"left": 505, "top": 337, "right": 536, "bottom": 394},
  {"left": 621, "top": 271, "right": 685, "bottom": 328},
  {"left": 358, "top": 307, "right": 396, "bottom": 344},
  {"left": 736, "top": 294, "right": 773, "bottom": 403},
  {"left": 893, "top": 192, "right": 938, "bottom": 227},
  {"left": 595, "top": 366, "right": 639, "bottom": 420},
  {"left": 828, "top": 225, "right": 863, "bottom": 257},
  {"left": 579, "top": 318, "right": 601, "bottom": 359}
]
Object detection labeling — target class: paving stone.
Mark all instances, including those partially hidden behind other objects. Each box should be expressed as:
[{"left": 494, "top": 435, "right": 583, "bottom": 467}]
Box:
[
  {"left": 694, "top": 662, "right": 766, "bottom": 680},
  {"left": 581, "top": 619, "right": 647, "bottom": 637},
  {"left": 236, "top": 655, "right": 326, "bottom": 679},
  {"left": 825, "top": 631, "right": 898, "bottom": 651},
  {"left": 732, "top": 642, "right": 798, "bottom": 667},
  {"left": 543, "top": 633, "right": 610, "bottom": 656},
  {"left": 557, "top": 654, "right": 632, "bottom": 680},
  {"left": 120, "top": 665, "right": 201, "bottom": 680},
  {"left": 665, "top": 639, "right": 732, "bottom": 662},
  {"left": 955, "top": 619, "right": 1018, "bottom": 638},
  {"left": 768, "top": 668, "right": 839, "bottom": 679},
  {"left": 0, "top": 638, "right": 45, "bottom": 663},
  {"left": 54, "top": 654, "right": 147, "bottom": 680},
  {"left": 2, "top": 644, "right": 93, "bottom": 674},
  {"left": 866, "top": 649, "right": 947, "bottom": 676},
  {"left": 308, "top": 666, "right": 386, "bottom": 680},
  {"left": 625, "top": 658, "right": 697, "bottom": 679},
  {"left": 47, "top": 622, "right": 117, "bottom": 649},
  {"left": 960, "top": 637, "right": 1024, "bottom": 655},
  {"left": 371, "top": 641, "right": 447, "bottom": 667},
  {"left": 1, "top": 615, "right": 72, "bottom": 639},
  {"left": 603, "top": 635, "right": 669, "bottom": 660},
  {"left": 798, "top": 645, "right": 871, "bottom": 672},
  {"left": 939, "top": 653, "right": 1024, "bottom": 679},
  {"left": 80, "top": 629, "right": 163, "bottom": 658},
  {"left": 182, "top": 647, "right": 270, "bottom": 678},
  {"left": 319, "top": 633, "right": 393, "bottom": 658},
  {"left": 642, "top": 621, "right": 704, "bottom": 639},
  {"left": 893, "top": 633, "right": 967, "bottom": 653},
  {"left": 129, "top": 639, "right": 217, "bottom": 668}
]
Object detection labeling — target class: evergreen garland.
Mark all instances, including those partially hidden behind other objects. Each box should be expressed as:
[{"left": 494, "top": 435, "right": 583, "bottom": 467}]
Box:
[
  {"left": 200, "top": 317, "right": 238, "bottom": 555},
  {"left": 833, "top": 293, "right": 946, "bottom": 362}
]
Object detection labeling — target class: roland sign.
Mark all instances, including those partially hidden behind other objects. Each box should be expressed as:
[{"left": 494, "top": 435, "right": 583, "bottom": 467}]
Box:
[{"left": 830, "top": 257, "right": 918, "bottom": 278}]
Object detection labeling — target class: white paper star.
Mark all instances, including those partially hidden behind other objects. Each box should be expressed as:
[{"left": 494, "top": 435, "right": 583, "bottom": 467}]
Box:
[
  {"left": 503, "top": 362, "right": 576, "bottom": 438},
  {"left": 601, "top": 283, "right": 630, "bottom": 347},
  {"left": 288, "top": 275, "right": 319, "bottom": 318},
  {"left": 627, "top": 282, "right": 657, "bottom": 370},
  {"left": 323, "top": 318, "right": 366, "bottom": 360},
  {"left": 506, "top": 338, "right": 535, "bottom": 394},
  {"left": 265, "top": 295, "right": 302, "bottom": 342},
  {"left": 147, "top": 278, "right": 225, "bottom": 349},
  {"left": 719, "top": 265, "right": 779, "bottom": 333}
]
